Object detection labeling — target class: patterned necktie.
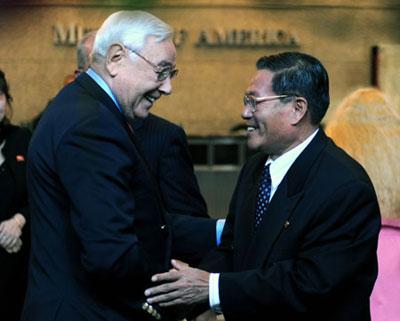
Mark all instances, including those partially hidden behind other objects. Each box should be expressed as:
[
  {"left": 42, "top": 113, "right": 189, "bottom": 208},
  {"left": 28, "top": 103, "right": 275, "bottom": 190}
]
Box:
[{"left": 254, "top": 163, "right": 272, "bottom": 230}]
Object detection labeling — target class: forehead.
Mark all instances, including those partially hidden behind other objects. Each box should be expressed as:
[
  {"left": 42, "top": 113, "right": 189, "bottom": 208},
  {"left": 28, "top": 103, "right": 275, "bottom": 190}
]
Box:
[
  {"left": 141, "top": 36, "right": 176, "bottom": 66},
  {"left": 246, "top": 69, "right": 275, "bottom": 95}
]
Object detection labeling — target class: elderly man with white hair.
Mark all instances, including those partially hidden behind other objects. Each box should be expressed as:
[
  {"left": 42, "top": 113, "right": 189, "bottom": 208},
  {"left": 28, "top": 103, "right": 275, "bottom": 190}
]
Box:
[{"left": 23, "top": 11, "right": 216, "bottom": 321}]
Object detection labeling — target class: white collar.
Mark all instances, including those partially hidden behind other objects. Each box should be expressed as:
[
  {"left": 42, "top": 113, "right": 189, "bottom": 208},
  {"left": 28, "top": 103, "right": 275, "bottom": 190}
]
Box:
[{"left": 266, "top": 129, "right": 319, "bottom": 191}]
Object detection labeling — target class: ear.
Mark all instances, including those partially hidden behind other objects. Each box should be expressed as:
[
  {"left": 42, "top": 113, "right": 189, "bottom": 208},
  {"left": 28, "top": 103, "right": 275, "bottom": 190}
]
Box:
[
  {"left": 289, "top": 97, "right": 308, "bottom": 125},
  {"left": 105, "top": 43, "right": 125, "bottom": 77}
]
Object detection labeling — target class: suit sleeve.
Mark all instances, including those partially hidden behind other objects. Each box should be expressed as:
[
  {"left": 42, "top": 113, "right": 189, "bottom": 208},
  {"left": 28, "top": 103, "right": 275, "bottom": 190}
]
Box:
[
  {"left": 158, "top": 126, "right": 209, "bottom": 218},
  {"left": 218, "top": 180, "right": 380, "bottom": 316},
  {"left": 55, "top": 113, "right": 151, "bottom": 282},
  {"left": 168, "top": 213, "right": 217, "bottom": 265},
  {"left": 199, "top": 164, "right": 249, "bottom": 273}
]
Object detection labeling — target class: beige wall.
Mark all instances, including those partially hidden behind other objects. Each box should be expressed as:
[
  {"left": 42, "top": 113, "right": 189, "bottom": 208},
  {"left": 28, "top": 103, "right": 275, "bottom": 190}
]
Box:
[
  {"left": 377, "top": 44, "right": 400, "bottom": 114},
  {"left": 1, "top": 0, "right": 400, "bottom": 135}
]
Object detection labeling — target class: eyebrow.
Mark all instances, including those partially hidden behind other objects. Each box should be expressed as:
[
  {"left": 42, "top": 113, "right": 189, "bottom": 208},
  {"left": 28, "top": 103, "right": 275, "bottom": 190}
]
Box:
[
  {"left": 245, "top": 91, "right": 257, "bottom": 96},
  {"left": 157, "top": 61, "right": 175, "bottom": 68}
]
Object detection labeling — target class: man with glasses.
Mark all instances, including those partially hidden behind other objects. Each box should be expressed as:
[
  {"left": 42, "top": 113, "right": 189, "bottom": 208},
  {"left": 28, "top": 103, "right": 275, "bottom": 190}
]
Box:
[
  {"left": 145, "top": 52, "right": 381, "bottom": 321},
  {"left": 82, "top": 31, "right": 209, "bottom": 220},
  {"left": 24, "top": 11, "right": 217, "bottom": 321}
]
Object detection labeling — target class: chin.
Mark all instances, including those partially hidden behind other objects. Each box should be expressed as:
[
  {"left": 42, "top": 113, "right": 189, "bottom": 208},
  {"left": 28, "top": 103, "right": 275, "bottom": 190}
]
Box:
[
  {"left": 247, "top": 138, "right": 262, "bottom": 150},
  {"left": 134, "top": 107, "right": 151, "bottom": 119},
  {"left": 246, "top": 131, "right": 264, "bottom": 150}
]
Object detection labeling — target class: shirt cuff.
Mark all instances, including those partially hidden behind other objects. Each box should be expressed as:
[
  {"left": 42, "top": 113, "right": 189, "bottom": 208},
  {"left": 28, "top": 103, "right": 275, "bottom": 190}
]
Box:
[
  {"left": 216, "top": 219, "right": 226, "bottom": 246},
  {"left": 209, "top": 273, "right": 222, "bottom": 313}
]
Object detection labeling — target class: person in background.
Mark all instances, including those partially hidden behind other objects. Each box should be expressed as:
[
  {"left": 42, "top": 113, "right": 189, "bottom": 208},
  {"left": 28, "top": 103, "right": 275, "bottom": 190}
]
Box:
[
  {"left": 0, "top": 69, "right": 31, "bottom": 321},
  {"left": 145, "top": 52, "right": 381, "bottom": 321},
  {"left": 76, "top": 30, "right": 97, "bottom": 75},
  {"left": 23, "top": 11, "right": 217, "bottom": 321},
  {"left": 325, "top": 87, "right": 400, "bottom": 321}
]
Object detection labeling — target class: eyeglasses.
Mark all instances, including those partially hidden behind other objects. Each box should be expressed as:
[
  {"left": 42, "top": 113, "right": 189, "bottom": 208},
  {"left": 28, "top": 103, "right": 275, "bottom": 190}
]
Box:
[
  {"left": 125, "top": 46, "right": 178, "bottom": 82},
  {"left": 243, "top": 94, "right": 290, "bottom": 112}
]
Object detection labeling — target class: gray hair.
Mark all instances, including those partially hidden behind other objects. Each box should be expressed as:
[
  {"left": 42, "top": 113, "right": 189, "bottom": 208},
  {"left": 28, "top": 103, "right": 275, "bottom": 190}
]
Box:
[
  {"left": 77, "top": 30, "right": 97, "bottom": 70},
  {"left": 92, "top": 11, "right": 173, "bottom": 60}
]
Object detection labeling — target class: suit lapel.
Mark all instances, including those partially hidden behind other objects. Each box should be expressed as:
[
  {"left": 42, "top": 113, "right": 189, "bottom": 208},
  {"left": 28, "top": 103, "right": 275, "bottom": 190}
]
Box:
[
  {"left": 242, "top": 182, "right": 303, "bottom": 269},
  {"left": 240, "top": 129, "right": 329, "bottom": 269}
]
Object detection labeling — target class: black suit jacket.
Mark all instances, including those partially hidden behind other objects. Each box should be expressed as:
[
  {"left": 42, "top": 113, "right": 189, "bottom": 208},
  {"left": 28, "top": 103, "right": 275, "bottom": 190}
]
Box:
[
  {"left": 202, "top": 130, "right": 380, "bottom": 321},
  {"left": 132, "top": 114, "right": 208, "bottom": 218},
  {"left": 0, "top": 124, "right": 30, "bottom": 219},
  {"left": 23, "top": 73, "right": 215, "bottom": 321},
  {"left": 0, "top": 124, "right": 31, "bottom": 321}
]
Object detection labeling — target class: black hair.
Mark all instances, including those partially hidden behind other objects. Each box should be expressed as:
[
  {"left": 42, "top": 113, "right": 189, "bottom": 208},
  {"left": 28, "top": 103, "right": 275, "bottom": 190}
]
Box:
[
  {"left": 0, "top": 69, "right": 13, "bottom": 123},
  {"left": 256, "top": 52, "right": 329, "bottom": 125}
]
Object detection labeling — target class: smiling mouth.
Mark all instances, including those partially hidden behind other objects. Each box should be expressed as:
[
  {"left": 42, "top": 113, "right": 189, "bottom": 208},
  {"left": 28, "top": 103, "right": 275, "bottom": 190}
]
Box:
[
  {"left": 247, "top": 126, "right": 257, "bottom": 133},
  {"left": 145, "top": 94, "right": 156, "bottom": 104}
]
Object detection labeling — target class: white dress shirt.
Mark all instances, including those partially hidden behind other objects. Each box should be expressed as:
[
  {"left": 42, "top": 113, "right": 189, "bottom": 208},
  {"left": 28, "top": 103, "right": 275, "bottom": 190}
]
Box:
[{"left": 209, "top": 129, "right": 319, "bottom": 312}]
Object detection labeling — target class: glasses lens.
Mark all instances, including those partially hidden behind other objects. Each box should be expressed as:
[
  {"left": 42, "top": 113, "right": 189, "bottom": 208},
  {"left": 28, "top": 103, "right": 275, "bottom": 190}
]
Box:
[
  {"left": 244, "top": 96, "right": 256, "bottom": 109},
  {"left": 170, "top": 69, "right": 178, "bottom": 79},
  {"left": 157, "top": 69, "right": 178, "bottom": 81}
]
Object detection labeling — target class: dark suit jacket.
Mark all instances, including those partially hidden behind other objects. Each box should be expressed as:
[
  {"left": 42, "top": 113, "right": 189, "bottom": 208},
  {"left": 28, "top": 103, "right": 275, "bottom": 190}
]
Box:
[
  {"left": 132, "top": 114, "right": 208, "bottom": 218},
  {"left": 23, "top": 73, "right": 215, "bottom": 321},
  {"left": 202, "top": 130, "right": 380, "bottom": 321},
  {"left": 0, "top": 124, "right": 30, "bottom": 219},
  {"left": 0, "top": 124, "right": 30, "bottom": 321}
]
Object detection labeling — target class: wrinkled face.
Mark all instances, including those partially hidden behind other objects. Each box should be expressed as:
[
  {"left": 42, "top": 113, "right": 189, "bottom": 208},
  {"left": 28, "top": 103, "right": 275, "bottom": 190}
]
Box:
[
  {"left": 0, "top": 92, "right": 6, "bottom": 122},
  {"left": 242, "top": 69, "right": 295, "bottom": 158},
  {"left": 112, "top": 36, "right": 177, "bottom": 119}
]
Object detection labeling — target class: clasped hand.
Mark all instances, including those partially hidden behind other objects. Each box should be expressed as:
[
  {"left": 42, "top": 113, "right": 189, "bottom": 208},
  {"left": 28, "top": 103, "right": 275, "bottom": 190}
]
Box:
[
  {"left": 145, "top": 259, "right": 210, "bottom": 307},
  {"left": 0, "top": 213, "right": 25, "bottom": 253}
]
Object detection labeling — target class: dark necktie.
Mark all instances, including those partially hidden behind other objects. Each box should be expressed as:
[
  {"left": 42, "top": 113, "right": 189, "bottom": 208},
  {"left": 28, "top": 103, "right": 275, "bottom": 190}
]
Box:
[{"left": 254, "top": 163, "right": 272, "bottom": 230}]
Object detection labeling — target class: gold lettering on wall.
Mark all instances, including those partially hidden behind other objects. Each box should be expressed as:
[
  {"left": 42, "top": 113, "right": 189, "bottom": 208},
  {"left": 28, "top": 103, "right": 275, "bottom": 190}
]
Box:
[
  {"left": 52, "top": 24, "right": 299, "bottom": 48},
  {"left": 196, "top": 29, "right": 299, "bottom": 48},
  {"left": 53, "top": 23, "right": 93, "bottom": 46}
]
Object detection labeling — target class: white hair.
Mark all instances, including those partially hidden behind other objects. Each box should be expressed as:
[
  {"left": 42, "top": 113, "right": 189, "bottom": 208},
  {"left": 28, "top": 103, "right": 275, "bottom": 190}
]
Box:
[{"left": 92, "top": 11, "right": 173, "bottom": 60}]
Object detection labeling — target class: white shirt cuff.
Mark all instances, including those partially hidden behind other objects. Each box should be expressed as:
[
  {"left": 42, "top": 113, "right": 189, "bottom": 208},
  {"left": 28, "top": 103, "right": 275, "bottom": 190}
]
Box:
[{"left": 209, "top": 273, "right": 222, "bottom": 313}]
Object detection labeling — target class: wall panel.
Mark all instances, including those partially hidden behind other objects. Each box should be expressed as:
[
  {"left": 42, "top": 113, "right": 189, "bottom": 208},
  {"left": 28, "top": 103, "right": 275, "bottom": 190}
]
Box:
[{"left": 0, "top": 0, "right": 399, "bottom": 134}]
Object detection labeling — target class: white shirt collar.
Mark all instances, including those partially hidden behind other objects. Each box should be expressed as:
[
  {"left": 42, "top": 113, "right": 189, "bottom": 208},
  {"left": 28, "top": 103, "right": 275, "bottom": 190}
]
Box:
[{"left": 266, "top": 129, "right": 319, "bottom": 193}]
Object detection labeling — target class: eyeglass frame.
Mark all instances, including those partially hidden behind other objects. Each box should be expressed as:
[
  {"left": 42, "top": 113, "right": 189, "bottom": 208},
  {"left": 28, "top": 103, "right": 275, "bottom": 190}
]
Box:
[
  {"left": 123, "top": 45, "right": 179, "bottom": 82},
  {"left": 243, "top": 94, "right": 292, "bottom": 113}
]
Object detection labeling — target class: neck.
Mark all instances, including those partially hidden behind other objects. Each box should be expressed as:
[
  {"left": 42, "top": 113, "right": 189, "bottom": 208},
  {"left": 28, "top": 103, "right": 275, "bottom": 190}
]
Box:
[{"left": 268, "top": 125, "right": 318, "bottom": 160}]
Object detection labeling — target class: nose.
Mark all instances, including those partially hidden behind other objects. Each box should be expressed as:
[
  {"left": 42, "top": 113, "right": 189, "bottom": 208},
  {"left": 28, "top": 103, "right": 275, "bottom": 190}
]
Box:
[
  {"left": 241, "top": 104, "right": 253, "bottom": 120},
  {"left": 159, "top": 77, "right": 172, "bottom": 95}
]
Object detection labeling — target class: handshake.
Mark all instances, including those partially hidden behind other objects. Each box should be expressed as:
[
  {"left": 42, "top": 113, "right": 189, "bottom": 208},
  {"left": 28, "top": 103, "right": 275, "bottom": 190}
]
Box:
[{"left": 0, "top": 213, "right": 26, "bottom": 254}]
